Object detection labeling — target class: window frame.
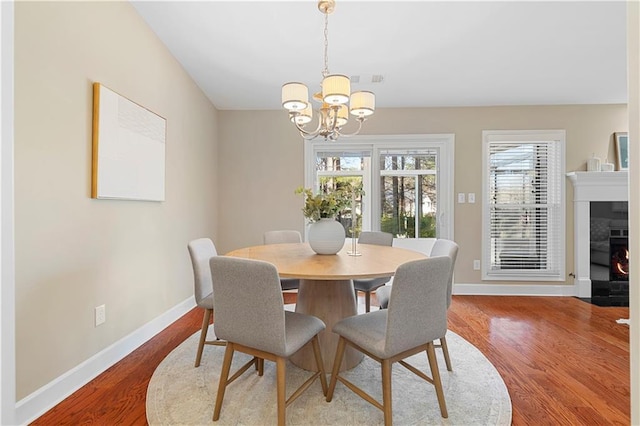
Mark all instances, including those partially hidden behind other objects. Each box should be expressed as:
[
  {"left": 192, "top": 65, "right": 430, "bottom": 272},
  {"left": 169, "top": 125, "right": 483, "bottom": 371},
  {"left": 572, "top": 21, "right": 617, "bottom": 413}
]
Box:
[
  {"left": 481, "top": 130, "right": 566, "bottom": 281},
  {"left": 303, "top": 134, "right": 455, "bottom": 241}
]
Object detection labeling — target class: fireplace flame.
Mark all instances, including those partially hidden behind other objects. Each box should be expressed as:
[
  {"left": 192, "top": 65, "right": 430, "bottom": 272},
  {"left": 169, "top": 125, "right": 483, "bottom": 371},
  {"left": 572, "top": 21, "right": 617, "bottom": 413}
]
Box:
[
  {"left": 614, "top": 249, "right": 629, "bottom": 276},
  {"left": 615, "top": 262, "right": 629, "bottom": 275}
]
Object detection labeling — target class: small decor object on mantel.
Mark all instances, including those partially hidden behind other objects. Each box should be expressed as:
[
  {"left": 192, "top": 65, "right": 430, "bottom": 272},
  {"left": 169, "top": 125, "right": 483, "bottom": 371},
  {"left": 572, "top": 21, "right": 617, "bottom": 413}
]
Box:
[
  {"left": 601, "top": 159, "right": 615, "bottom": 172},
  {"left": 296, "top": 185, "right": 363, "bottom": 255},
  {"left": 587, "top": 153, "right": 601, "bottom": 172}
]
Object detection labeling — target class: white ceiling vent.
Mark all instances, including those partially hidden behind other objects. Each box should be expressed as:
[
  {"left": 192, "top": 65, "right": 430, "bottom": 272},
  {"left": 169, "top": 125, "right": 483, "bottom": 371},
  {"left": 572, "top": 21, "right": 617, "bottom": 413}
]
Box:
[{"left": 350, "top": 75, "right": 384, "bottom": 84}]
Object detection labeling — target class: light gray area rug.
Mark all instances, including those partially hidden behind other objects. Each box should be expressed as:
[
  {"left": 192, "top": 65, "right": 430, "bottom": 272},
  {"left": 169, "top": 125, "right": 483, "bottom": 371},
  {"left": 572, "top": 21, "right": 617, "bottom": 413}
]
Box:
[{"left": 146, "top": 323, "right": 512, "bottom": 425}]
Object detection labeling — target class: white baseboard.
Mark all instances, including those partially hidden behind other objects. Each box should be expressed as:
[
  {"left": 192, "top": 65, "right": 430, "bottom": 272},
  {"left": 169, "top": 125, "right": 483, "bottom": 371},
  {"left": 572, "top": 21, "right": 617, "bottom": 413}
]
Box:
[
  {"left": 453, "top": 282, "right": 577, "bottom": 297},
  {"left": 15, "top": 297, "right": 195, "bottom": 425}
]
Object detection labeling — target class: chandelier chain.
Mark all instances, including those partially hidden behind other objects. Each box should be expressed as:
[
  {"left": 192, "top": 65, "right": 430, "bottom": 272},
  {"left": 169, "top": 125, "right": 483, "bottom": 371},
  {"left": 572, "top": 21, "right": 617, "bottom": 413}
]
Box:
[{"left": 322, "top": 13, "right": 329, "bottom": 78}]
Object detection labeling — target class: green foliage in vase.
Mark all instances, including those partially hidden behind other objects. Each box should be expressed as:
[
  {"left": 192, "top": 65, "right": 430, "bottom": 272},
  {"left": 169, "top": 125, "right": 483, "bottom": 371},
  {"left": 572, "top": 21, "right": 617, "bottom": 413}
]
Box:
[{"left": 295, "top": 184, "right": 364, "bottom": 223}]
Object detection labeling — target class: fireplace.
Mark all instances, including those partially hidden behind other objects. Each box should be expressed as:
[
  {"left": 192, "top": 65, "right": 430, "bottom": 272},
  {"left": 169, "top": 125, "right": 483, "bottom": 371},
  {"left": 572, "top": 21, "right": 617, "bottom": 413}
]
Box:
[
  {"left": 610, "top": 234, "right": 629, "bottom": 282},
  {"left": 589, "top": 206, "right": 629, "bottom": 306},
  {"left": 567, "top": 171, "right": 629, "bottom": 303}
]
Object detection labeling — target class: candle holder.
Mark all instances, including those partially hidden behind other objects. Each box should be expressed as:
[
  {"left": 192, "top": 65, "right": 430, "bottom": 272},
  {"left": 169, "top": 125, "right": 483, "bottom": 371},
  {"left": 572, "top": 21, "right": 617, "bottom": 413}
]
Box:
[
  {"left": 347, "top": 192, "right": 361, "bottom": 256},
  {"left": 347, "top": 233, "right": 361, "bottom": 256}
]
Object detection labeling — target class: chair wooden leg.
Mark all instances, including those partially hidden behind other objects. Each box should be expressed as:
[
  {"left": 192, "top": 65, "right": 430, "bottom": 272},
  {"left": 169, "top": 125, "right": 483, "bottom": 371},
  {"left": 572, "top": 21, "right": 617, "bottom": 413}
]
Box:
[
  {"left": 365, "top": 292, "right": 371, "bottom": 312},
  {"left": 195, "top": 308, "right": 212, "bottom": 367},
  {"left": 257, "top": 358, "right": 264, "bottom": 376},
  {"left": 326, "top": 336, "right": 347, "bottom": 401},
  {"left": 311, "top": 335, "right": 328, "bottom": 395},
  {"left": 440, "top": 336, "right": 452, "bottom": 371},
  {"left": 381, "top": 359, "right": 393, "bottom": 426},
  {"left": 213, "top": 343, "right": 235, "bottom": 421},
  {"left": 426, "top": 342, "right": 448, "bottom": 418},
  {"left": 276, "top": 357, "right": 287, "bottom": 426}
]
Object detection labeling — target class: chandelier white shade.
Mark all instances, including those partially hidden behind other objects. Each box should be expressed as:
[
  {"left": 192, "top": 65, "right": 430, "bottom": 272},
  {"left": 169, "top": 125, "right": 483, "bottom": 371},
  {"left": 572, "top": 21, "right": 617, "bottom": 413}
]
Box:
[
  {"left": 350, "top": 91, "right": 375, "bottom": 117},
  {"left": 281, "top": 82, "right": 308, "bottom": 111},
  {"left": 290, "top": 104, "right": 313, "bottom": 125},
  {"left": 322, "top": 74, "right": 350, "bottom": 105},
  {"left": 281, "top": 0, "right": 375, "bottom": 141},
  {"left": 336, "top": 105, "right": 348, "bottom": 126}
]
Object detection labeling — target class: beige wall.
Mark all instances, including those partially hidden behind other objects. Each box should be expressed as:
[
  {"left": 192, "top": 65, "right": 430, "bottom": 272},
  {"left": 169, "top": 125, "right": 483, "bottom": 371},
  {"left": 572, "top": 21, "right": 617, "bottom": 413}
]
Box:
[
  {"left": 218, "top": 105, "right": 627, "bottom": 285},
  {"left": 217, "top": 110, "right": 306, "bottom": 254},
  {"left": 14, "top": 2, "right": 218, "bottom": 398}
]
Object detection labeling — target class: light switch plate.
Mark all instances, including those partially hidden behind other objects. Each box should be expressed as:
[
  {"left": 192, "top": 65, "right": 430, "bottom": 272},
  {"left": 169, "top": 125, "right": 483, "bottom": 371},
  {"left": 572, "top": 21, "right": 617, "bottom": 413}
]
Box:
[
  {"left": 457, "top": 193, "right": 466, "bottom": 203},
  {"left": 468, "top": 193, "right": 476, "bottom": 203}
]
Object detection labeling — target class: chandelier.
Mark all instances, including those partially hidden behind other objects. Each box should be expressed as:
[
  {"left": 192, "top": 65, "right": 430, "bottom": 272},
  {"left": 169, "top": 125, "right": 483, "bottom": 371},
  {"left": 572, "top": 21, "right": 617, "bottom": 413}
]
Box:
[{"left": 281, "top": 0, "right": 375, "bottom": 141}]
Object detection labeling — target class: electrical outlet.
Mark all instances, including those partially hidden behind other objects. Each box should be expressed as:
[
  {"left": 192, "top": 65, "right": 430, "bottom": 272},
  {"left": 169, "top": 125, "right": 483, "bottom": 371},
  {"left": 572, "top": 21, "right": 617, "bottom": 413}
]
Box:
[
  {"left": 457, "top": 193, "right": 466, "bottom": 203},
  {"left": 95, "top": 304, "right": 106, "bottom": 327},
  {"left": 473, "top": 260, "right": 481, "bottom": 270}
]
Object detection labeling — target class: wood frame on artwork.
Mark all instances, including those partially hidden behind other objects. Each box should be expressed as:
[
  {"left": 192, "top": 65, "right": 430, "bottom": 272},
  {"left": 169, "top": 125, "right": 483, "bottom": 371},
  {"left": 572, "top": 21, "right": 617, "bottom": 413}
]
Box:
[{"left": 614, "top": 132, "right": 629, "bottom": 171}]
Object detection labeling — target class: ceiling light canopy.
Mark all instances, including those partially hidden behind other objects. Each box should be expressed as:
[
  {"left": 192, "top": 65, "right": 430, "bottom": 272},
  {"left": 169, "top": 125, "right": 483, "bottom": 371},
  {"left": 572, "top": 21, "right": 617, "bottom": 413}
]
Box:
[{"left": 281, "top": 0, "right": 375, "bottom": 141}]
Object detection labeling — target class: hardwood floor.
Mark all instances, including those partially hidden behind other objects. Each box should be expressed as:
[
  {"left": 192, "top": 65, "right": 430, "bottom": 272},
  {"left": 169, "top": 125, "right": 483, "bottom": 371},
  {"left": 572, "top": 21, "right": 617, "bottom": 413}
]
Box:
[
  {"left": 447, "top": 296, "right": 629, "bottom": 425},
  {"left": 31, "top": 294, "right": 630, "bottom": 425}
]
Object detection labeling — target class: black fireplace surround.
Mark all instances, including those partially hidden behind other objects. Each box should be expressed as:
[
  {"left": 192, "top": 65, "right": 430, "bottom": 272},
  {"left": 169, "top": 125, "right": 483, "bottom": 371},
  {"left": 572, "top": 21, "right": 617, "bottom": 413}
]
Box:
[{"left": 589, "top": 202, "right": 629, "bottom": 306}]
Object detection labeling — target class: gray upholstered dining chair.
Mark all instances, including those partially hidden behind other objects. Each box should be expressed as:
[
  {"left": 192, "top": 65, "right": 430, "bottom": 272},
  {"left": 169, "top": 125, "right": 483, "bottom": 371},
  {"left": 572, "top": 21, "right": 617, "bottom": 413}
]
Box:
[
  {"left": 353, "top": 231, "right": 394, "bottom": 312},
  {"left": 187, "top": 238, "right": 226, "bottom": 368},
  {"left": 209, "top": 256, "right": 328, "bottom": 425},
  {"left": 263, "top": 230, "right": 302, "bottom": 291},
  {"left": 377, "top": 238, "right": 459, "bottom": 371},
  {"left": 428, "top": 239, "right": 458, "bottom": 371},
  {"left": 326, "top": 256, "right": 451, "bottom": 425}
]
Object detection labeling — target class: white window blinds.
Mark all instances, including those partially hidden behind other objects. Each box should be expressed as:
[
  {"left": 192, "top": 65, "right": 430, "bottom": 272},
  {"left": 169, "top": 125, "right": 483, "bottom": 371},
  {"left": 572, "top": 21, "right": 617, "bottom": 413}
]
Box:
[{"left": 482, "top": 131, "right": 565, "bottom": 281}]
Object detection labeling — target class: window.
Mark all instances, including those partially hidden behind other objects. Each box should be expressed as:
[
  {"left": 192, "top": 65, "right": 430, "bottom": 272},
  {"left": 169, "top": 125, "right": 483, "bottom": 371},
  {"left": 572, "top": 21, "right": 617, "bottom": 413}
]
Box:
[
  {"left": 482, "top": 130, "right": 565, "bottom": 281},
  {"left": 304, "top": 135, "right": 454, "bottom": 240},
  {"left": 379, "top": 150, "right": 438, "bottom": 238},
  {"left": 315, "top": 150, "right": 370, "bottom": 236}
]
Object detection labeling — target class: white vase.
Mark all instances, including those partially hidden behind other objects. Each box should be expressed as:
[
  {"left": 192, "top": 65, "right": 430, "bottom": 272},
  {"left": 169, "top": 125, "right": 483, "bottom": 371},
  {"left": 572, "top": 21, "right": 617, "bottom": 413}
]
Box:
[{"left": 308, "top": 218, "right": 345, "bottom": 255}]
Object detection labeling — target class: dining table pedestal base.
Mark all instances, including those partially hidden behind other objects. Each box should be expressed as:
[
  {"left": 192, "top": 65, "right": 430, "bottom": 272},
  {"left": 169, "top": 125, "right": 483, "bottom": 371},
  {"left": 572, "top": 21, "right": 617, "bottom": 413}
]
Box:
[{"left": 290, "top": 279, "right": 364, "bottom": 372}]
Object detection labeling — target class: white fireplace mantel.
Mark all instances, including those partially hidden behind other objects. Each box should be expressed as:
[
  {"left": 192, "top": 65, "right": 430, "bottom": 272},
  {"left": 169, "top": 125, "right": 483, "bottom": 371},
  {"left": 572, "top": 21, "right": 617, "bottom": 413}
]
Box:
[{"left": 567, "top": 171, "right": 629, "bottom": 297}]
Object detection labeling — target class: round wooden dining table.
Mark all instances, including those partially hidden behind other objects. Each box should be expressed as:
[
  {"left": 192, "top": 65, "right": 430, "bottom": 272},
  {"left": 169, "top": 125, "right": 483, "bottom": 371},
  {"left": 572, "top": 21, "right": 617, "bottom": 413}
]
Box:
[{"left": 226, "top": 240, "right": 427, "bottom": 372}]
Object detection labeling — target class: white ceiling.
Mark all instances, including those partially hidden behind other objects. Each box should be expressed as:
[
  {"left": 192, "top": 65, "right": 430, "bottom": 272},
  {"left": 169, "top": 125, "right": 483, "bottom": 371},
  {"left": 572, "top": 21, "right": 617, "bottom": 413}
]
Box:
[{"left": 131, "top": 0, "right": 628, "bottom": 111}]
